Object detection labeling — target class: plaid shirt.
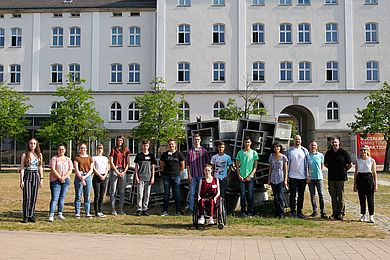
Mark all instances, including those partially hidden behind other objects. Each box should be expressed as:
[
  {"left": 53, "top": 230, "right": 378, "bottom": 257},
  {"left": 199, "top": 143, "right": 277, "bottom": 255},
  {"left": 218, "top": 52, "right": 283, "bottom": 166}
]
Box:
[{"left": 186, "top": 146, "right": 209, "bottom": 178}]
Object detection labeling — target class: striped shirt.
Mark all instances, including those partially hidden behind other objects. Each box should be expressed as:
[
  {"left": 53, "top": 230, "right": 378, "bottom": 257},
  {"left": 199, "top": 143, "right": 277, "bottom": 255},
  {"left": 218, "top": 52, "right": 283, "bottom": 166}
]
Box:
[{"left": 186, "top": 147, "right": 209, "bottom": 178}]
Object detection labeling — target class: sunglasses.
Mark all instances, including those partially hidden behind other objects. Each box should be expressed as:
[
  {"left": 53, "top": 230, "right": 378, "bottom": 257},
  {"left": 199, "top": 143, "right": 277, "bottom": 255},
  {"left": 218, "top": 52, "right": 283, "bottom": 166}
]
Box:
[{"left": 360, "top": 149, "right": 367, "bottom": 151}]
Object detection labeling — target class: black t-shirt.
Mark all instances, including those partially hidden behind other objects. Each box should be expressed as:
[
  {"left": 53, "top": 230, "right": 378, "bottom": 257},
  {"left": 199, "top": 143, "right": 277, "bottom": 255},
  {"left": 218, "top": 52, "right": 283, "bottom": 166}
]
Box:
[
  {"left": 160, "top": 150, "right": 185, "bottom": 176},
  {"left": 324, "top": 148, "right": 352, "bottom": 181},
  {"left": 134, "top": 152, "right": 157, "bottom": 181}
]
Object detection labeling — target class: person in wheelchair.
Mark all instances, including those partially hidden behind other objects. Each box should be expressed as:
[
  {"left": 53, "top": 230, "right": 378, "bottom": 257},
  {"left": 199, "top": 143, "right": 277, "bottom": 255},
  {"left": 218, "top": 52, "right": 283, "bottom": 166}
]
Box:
[{"left": 197, "top": 164, "right": 220, "bottom": 225}]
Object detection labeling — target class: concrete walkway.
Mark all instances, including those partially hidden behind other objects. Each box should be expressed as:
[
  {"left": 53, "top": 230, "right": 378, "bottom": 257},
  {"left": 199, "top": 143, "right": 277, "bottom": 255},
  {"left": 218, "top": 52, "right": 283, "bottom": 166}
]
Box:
[{"left": 0, "top": 231, "right": 389, "bottom": 260}]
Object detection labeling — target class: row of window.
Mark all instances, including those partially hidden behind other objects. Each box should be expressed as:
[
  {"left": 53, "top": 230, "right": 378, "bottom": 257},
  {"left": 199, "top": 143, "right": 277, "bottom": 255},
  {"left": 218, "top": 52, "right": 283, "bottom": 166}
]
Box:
[{"left": 0, "top": 12, "right": 142, "bottom": 19}]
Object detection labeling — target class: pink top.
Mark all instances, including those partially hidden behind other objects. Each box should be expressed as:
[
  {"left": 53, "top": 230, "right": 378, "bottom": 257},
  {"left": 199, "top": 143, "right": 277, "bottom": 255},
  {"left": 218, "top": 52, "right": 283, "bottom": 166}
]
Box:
[{"left": 49, "top": 156, "right": 73, "bottom": 182}]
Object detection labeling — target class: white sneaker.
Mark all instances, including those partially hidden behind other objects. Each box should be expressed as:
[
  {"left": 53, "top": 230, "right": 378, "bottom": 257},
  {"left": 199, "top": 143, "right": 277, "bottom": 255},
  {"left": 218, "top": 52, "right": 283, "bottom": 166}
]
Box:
[
  {"left": 198, "top": 215, "right": 205, "bottom": 225},
  {"left": 208, "top": 217, "right": 215, "bottom": 225},
  {"left": 58, "top": 214, "right": 65, "bottom": 220},
  {"left": 369, "top": 215, "right": 375, "bottom": 223},
  {"left": 48, "top": 215, "right": 54, "bottom": 222},
  {"left": 359, "top": 214, "right": 366, "bottom": 222},
  {"left": 97, "top": 212, "right": 106, "bottom": 218}
]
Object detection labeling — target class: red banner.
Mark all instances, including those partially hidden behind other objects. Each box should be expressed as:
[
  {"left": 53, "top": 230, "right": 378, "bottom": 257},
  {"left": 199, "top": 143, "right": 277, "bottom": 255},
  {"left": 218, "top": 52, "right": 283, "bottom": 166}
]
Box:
[{"left": 356, "top": 133, "right": 386, "bottom": 164}]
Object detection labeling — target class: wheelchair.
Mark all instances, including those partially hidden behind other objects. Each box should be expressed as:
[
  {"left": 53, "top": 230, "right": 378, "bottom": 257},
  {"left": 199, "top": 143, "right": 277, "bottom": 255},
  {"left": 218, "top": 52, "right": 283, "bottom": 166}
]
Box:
[{"left": 192, "top": 196, "right": 227, "bottom": 230}]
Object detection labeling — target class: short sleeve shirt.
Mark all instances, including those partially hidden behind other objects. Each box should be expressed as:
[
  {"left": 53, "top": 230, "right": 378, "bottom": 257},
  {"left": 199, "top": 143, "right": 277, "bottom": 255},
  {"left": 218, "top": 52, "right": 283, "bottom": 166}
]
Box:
[
  {"left": 134, "top": 152, "right": 157, "bottom": 181},
  {"left": 49, "top": 156, "right": 73, "bottom": 181},
  {"left": 160, "top": 151, "right": 185, "bottom": 176},
  {"left": 211, "top": 153, "right": 232, "bottom": 180},
  {"left": 109, "top": 147, "right": 129, "bottom": 168},
  {"left": 236, "top": 149, "right": 259, "bottom": 179},
  {"left": 74, "top": 156, "right": 93, "bottom": 173},
  {"left": 93, "top": 155, "right": 109, "bottom": 175},
  {"left": 269, "top": 154, "right": 288, "bottom": 184},
  {"left": 324, "top": 148, "right": 352, "bottom": 181},
  {"left": 309, "top": 152, "right": 324, "bottom": 180}
]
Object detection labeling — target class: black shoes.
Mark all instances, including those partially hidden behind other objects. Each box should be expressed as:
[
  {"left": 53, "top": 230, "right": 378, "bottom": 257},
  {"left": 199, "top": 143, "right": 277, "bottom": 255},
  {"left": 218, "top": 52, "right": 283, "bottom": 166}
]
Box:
[
  {"left": 22, "top": 218, "right": 28, "bottom": 223},
  {"left": 28, "top": 216, "right": 36, "bottom": 223}
]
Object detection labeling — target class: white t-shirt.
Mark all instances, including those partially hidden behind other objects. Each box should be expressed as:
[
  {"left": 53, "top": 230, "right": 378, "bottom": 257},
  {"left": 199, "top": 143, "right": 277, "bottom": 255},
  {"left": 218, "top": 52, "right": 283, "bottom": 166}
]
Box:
[
  {"left": 93, "top": 155, "right": 109, "bottom": 175},
  {"left": 288, "top": 147, "right": 306, "bottom": 179}
]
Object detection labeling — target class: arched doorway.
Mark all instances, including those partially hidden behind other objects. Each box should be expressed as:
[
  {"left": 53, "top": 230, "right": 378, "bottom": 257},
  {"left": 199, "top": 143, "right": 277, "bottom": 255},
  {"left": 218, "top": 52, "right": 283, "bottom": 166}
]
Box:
[{"left": 278, "top": 105, "right": 315, "bottom": 148}]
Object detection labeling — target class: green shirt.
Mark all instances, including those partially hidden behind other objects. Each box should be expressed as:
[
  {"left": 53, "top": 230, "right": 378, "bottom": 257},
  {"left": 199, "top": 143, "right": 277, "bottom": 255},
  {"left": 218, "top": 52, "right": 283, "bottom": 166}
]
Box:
[{"left": 236, "top": 149, "right": 259, "bottom": 178}]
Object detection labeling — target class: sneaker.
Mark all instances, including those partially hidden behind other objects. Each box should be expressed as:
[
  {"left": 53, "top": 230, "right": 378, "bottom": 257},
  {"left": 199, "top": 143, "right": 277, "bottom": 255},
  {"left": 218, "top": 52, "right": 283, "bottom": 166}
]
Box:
[
  {"left": 75, "top": 214, "right": 81, "bottom": 219},
  {"left": 240, "top": 212, "right": 247, "bottom": 218},
  {"left": 369, "top": 215, "right": 375, "bottom": 223},
  {"left": 111, "top": 210, "right": 118, "bottom": 216},
  {"left": 136, "top": 210, "right": 142, "bottom": 216},
  {"left": 248, "top": 213, "right": 254, "bottom": 219},
  {"left": 208, "top": 217, "right": 215, "bottom": 225},
  {"left": 49, "top": 215, "right": 54, "bottom": 222},
  {"left": 28, "top": 216, "right": 36, "bottom": 223},
  {"left": 198, "top": 215, "right": 205, "bottom": 225},
  {"left": 160, "top": 211, "right": 168, "bottom": 217},
  {"left": 310, "top": 212, "right": 318, "bottom": 217},
  {"left": 142, "top": 211, "right": 150, "bottom": 216},
  {"left": 297, "top": 212, "right": 306, "bottom": 219},
  {"left": 359, "top": 214, "right": 367, "bottom": 222},
  {"left": 96, "top": 212, "right": 106, "bottom": 218},
  {"left": 320, "top": 213, "right": 328, "bottom": 219},
  {"left": 57, "top": 214, "right": 65, "bottom": 221},
  {"left": 86, "top": 214, "right": 93, "bottom": 218},
  {"left": 175, "top": 211, "right": 183, "bottom": 216},
  {"left": 290, "top": 212, "right": 297, "bottom": 218},
  {"left": 118, "top": 211, "right": 126, "bottom": 215},
  {"left": 22, "top": 218, "right": 28, "bottom": 223}
]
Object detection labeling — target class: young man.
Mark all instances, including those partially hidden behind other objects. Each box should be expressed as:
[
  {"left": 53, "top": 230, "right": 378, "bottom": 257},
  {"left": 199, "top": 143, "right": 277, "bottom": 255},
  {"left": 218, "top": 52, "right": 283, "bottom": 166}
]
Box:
[
  {"left": 210, "top": 141, "right": 232, "bottom": 199},
  {"left": 134, "top": 139, "right": 157, "bottom": 216},
  {"left": 236, "top": 136, "right": 259, "bottom": 217}
]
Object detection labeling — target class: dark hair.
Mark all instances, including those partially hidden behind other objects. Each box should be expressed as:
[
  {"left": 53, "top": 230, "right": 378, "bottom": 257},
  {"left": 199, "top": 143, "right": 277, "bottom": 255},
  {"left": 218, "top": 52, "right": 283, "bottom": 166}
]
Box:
[
  {"left": 115, "top": 135, "right": 127, "bottom": 151},
  {"left": 167, "top": 138, "right": 176, "bottom": 143},
  {"left": 217, "top": 141, "right": 225, "bottom": 147},
  {"left": 142, "top": 139, "right": 150, "bottom": 145},
  {"left": 330, "top": 136, "right": 340, "bottom": 142},
  {"left": 24, "top": 138, "right": 43, "bottom": 167},
  {"left": 271, "top": 142, "right": 283, "bottom": 154},
  {"left": 193, "top": 133, "right": 201, "bottom": 139},
  {"left": 244, "top": 136, "right": 251, "bottom": 142},
  {"left": 310, "top": 139, "right": 317, "bottom": 144},
  {"left": 57, "top": 143, "right": 66, "bottom": 150}
]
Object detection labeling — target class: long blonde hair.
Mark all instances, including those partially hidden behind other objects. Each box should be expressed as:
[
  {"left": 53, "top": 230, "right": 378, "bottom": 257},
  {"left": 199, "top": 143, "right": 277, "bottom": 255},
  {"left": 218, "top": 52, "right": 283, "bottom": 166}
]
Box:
[{"left": 359, "top": 145, "right": 371, "bottom": 158}]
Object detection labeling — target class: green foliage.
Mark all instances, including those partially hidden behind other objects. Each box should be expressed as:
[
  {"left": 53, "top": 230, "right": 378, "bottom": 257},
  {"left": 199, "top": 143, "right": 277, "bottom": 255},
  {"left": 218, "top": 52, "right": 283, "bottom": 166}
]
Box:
[{"left": 219, "top": 98, "right": 267, "bottom": 120}]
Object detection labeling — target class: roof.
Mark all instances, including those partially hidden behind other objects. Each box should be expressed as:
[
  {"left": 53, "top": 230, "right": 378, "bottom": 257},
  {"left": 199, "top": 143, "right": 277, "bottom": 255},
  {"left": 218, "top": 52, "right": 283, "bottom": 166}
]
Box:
[{"left": 0, "top": 0, "right": 157, "bottom": 10}]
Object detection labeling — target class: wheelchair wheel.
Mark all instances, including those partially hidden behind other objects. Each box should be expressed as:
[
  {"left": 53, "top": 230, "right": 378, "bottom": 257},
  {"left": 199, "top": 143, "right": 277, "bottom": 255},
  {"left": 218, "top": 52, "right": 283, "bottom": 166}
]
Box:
[
  {"left": 193, "top": 200, "right": 199, "bottom": 229},
  {"left": 220, "top": 198, "right": 227, "bottom": 225}
]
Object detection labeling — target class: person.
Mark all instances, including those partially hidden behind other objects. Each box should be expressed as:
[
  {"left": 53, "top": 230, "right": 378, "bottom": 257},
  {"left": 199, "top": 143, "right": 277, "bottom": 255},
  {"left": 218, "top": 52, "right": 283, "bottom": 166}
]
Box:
[
  {"left": 236, "top": 136, "right": 259, "bottom": 218},
  {"left": 109, "top": 135, "right": 129, "bottom": 215},
  {"left": 186, "top": 134, "right": 209, "bottom": 213},
  {"left": 134, "top": 139, "right": 157, "bottom": 216},
  {"left": 48, "top": 144, "right": 73, "bottom": 222},
  {"left": 324, "top": 136, "right": 352, "bottom": 220},
  {"left": 92, "top": 143, "right": 110, "bottom": 218},
  {"left": 286, "top": 135, "right": 310, "bottom": 219},
  {"left": 160, "top": 138, "right": 185, "bottom": 216},
  {"left": 210, "top": 141, "right": 232, "bottom": 199},
  {"left": 267, "top": 142, "right": 288, "bottom": 218},
  {"left": 197, "top": 164, "right": 220, "bottom": 225},
  {"left": 308, "top": 140, "right": 327, "bottom": 219},
  {"left": 19, "top": 138, "right": 43, "bottom": 223},
  {"left": 353, "top": 145, "right": 378, "bottom": 223},
  {"left": 74, "top": 143, "right": 94, "bottom": 218}
]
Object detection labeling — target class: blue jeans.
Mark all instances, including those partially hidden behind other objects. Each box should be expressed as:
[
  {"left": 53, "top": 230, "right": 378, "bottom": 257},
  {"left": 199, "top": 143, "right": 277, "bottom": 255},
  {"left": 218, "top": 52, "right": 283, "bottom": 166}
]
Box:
[
  {"left": 74, "top": 174, "right": 92, "bottom": 215},
  {"left": 188, "top": 176, "right": 201, "bottom": 211},
  {"left": 163, "top": 175, "right": 181, "bottom": 213},
  {"left": 308, "top": 179, "right": 325, "bottom": 214},
  {"left": 49, "top": 178, "right": 70, "bottom": 216},
  {"left": 239, "top": 178, "right": 254, "bottom": 215},
  {"left": 271, "top": 182, "right": 284, "bottom": 217}
]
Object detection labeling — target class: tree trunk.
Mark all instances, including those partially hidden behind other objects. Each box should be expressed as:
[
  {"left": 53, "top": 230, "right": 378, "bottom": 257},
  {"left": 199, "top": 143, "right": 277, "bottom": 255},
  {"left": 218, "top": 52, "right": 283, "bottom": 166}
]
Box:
[{"left": 384, "top": 140, "right": 390, "bottom": 172}]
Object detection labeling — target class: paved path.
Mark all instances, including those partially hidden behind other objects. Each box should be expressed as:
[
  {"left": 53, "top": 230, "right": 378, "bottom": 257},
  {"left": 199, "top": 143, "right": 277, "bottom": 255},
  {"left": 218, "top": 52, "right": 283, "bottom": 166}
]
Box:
[{"left": 0, "top": 231, "right": 389, "bottom": 260}]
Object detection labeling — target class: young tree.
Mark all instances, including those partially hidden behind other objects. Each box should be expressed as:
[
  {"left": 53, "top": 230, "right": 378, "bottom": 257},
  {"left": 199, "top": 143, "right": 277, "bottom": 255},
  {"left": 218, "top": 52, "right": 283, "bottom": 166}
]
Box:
[{"left": 348, "top": 82, "right": 390, "bottom": 171}]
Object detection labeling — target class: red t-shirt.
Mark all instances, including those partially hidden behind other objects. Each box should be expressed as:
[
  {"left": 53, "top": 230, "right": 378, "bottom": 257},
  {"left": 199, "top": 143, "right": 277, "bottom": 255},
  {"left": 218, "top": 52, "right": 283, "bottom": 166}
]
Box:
[
  {"left": 109, "top": 147, "right": 129, "bottom": 168},
  {"left": 200, "top": 177, "right": 218, "bottom": 198}
]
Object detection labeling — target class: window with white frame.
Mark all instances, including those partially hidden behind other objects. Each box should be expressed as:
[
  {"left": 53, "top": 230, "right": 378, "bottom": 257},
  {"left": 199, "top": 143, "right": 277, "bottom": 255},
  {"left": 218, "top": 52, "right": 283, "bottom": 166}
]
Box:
[
  {"left": 279, "top": 0, "right": 292, "bottom": 5},
  {"left": 0, "top": 65, "right": 3, "bottom": 82},
  {"left": 325, "top": 23, "right": 338, "bottom": 43},
  {"left": 366, "top": 61, "right": 379, "bottom": 81},
  {"left": 212, "top": 24, "right": 225, "bottom": 44},
  {"left": 110, "top": 102, "right": 122, "bottom": 121},
  {"left": 213, "top": 101, "right": 225, "bottom": 118},
  {"left": 111, "top": 63, "right": 122, "bottom": 83},
  {"left": 326, "top": 101, "right": 339, "bottom": 121},
  {"left": 280, "top": 62, "right": 292, "bottom": 82},
  {"left": 178, "top": 62, "right": 190, "bottom": 82},
  {"left": 213, "top": 62, "right": 225, "bottom": 82},
  {"left": 11, "top": 27, "right": 22, "bottom": 47},
  {"left": 298, "top": 61, "right": 311, "bottom": 82},
  {"left": 51, "top": 101, "right": 59, "bottom": 114},
  {"left": 111, "top": 26, "right": 123, "bottom": 46},
  {"left": 252, "top": 0, "right": 265, "bottom": 5},
  {"left": 0, "top": 28, "right": 5, "bottom": 47},
  {"left": 252, "top": 23, "right": 265, "bottom": 44},
  {"left": 51, "top": 64, "right": 63, "bottom": 83},
  {"left": 129, "top": 26, "right": 141, "bottom": 46},
  {"left": 325, "top": 0, "right": 337, "bottom": 4},
  {"left": 178, "top": 0, "right": 191, "bottom": 6},
  {"left": 365, "top": 0, "right": 378, "bottom": 5},
  {"left": 69, "top": 27, "right": 81, "bottom": 46},
  {"left": 279, "top": 23, "right": 292, "bottom": 43},
  {"left": 326, "top": 61, "right": 339, "bottom": 81},
  {"left": 52, "top": 27, "right": 63, "bottom": 47},
  {"left": 128, "top": 102, "right": 139, "bottom": 121},
  {"left": 10, "top": 64, "right": 21, "bottom": 84},
  {"left": 178, "top": 24, "right": 190, "bottom": 44},
  {"left": 179, "top": 101, "right": 190, "bottom": 121},
  {"left": 129, "top": 63, "right": 140, "bottom": 83},
  {"left": 69, "top": 63, "right": 80, "bottom": 82},
  {"left": 252, "top": 100, "right": 265, "bottom": 110},
  {"left": 128, "top": 138, "right": 139, "bottom": 154},
  {"left": 298, "top": 23, "right": 311, "bottom": 43},
  {"left": 212, "top": 0, "right": 225, "bottom": 5},
  {"left": 298, "top": 0, "right": 310, "bottom": 4},
  {"left": 252, "top": 62, "right": 265, "bottom": 82},
  {"left": 365, "top": 23, "right": 378, "bottom": 43}
]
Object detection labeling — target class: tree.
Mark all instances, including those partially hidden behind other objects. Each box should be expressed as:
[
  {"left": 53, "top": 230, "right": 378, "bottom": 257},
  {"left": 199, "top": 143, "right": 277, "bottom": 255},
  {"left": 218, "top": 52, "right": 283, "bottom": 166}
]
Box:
[
  {"left": 0, "top": 84, "right": 32, "bottom": 169},
  {"left": 348, "top": 82, "right": 390, "bottom": 172},
  {"left": 132, "top": 77, "right": 185, "bottom": 152}
]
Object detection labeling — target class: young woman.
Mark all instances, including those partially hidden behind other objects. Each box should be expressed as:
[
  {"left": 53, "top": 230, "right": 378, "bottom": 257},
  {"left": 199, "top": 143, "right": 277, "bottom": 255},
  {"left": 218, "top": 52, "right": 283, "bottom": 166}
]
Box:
[
  {"left": 267, "top": 142, "right": 288, "bottom": 218},
  {"left": 353, "top": 145, "right": 378, "bottom": 223},
  {"left": 19, "top": 138, "right": 43, "bottom": 223},
  {"left": 48, "top": 144, "right": 73, "bottom": 222},
  {"left": 92, "top": 144, "right": 110, "bottom": 217},
  {"left": 74, "top": 143, "right": 94, "bottom": 218}
]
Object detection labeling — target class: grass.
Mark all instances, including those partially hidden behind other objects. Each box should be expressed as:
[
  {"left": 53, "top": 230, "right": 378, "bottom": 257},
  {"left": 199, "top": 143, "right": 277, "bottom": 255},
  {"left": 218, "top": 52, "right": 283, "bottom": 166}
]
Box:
[
  {"left": 378, "top": 171, "right": 390, "bottom": 182},
  {"left": 0, "top": 172, "right": 389, "bottom": 238}
]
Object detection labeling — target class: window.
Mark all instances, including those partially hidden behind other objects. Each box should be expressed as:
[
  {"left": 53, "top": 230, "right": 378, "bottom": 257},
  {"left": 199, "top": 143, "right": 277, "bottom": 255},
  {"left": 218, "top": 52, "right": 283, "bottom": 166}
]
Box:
[
  {"left": 111, "top": 63, "right": 122, "bottom": 83},
  {"left": 178, "top": 0, "right": 191, "bottom": 6},
  {"left": 69, "top": 63, "right": 80, "bottom": 82},
  {"left": 128, "top": 102, "right": 139, "bottom": 122},
  {"left": 365, "top": 0, "right": 378, "bottom": 4},
  {"left": 212, "top": 24, "right": 225, "bottom": 44},
  {"left": 111, "top": 26, "right": 123, "bottom": 46},
  {"left": 52, "top": 27, "right": 63, "bottom": 47},
  {"left": 53, "top": 13, "right": 63, "bottom": 18},
  {"left": 298, "top": 61, "right": 311, "bottom": 82},
  {"left": 51, "top": 64, "right": 63, "bottom": 83},
  {"left": 279, "top": 23, "right": 292, "bottom": 43},
  {"left": 280, "top": 62, "right": 292, "bottom": 81},
  {"left": 129, "top": 26, "right": 141, "bottom": 46},
  {"left": 298, "top": 0, "right": 310, "bottom": 4},
  {"left": 279, "top": 0, "right": 292, "bottom": 5},
  {"left": 10, "top": 64, "right": 21, "bottom": 84},
  {"left": 0, "top": 65, "right": 3, "bottom": 82},
  {"left": 213, "top": 62, "right": 225, "bottom": 82},
  {"left": 252, "top": 100, "right": 265, "bottom": 110},
  {"left": 212, "top": 0, "right": 225, "bottom": 5},
  {"left": 70, "top": 13, "right": 80, "bottom": 17},
  {"left": 12, "top": 14, "right": 21, "bottom": 18},
  {"left": 128, "top": 138, "right": 139, "bottom": 154},
  {"left": 11, "top": 27, "right": 22, "bottom": 47},
  {"left": 298, "top": 23, "right": 311, "bottom": 43},
  {"left": 252, "top": 0, "right": 265, "bottom": 5},
  {"left": 129, "top": 63, "right": 140, "bottom": 83},
  {"left": 326, "top": 61, "right": 339, "bottom": 81},
  {"left": 325, "top": 23, "right": 338, "bottom": 43},
  {"left": 110, "top": 102, "right": 122, "bottom": 121},
  {"left": 51, "top": 102, "right": 59, "bottom": 114},
  {"left": 112, "top": 12, "right": 122, "bottom": 17},
  {"left": 366, "top": 61, "right": 379, "bottom": 81},
  {"left": 69, "top": 27, "right": 81, "bottom": 46},
  {"left": 325, "top": 0, "right": 337, "bottom": 4},
  {"left": 178, "top": 24, "right": 190, "bottom": 44},
  {"left": 178, "top": 62, "right": 190, "bottom": 82},
  {"left": 365, "top": 23, "right": 378, "bottom": 43},
  {"left": 252, "top": 23, "right": 265, "bottom": 44},
  {"left": 213, "top": 101, "right": 225, "bottom": 118},
  {"left": 326, "top": 101, "right": 339, "bottom": 121},
  {"left": 0, "top": 28, "right": 4, "bottom": 47},
  {"left": 179, "top": 101, "right": 190, "bottom": 121},
  {"left": 130, "top": 12, "right": 140, "bottom": 17},
  {"left": 252, "top": 62, "right": 265, "bottom": 82}
]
